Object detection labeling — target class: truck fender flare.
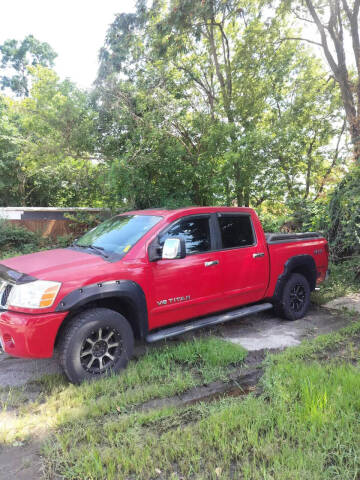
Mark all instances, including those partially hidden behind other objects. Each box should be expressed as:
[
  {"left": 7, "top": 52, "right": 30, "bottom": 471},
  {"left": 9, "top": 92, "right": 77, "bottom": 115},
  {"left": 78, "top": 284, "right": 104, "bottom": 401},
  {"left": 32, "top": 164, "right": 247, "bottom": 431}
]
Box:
[
  {"left": 55, "top": 280, "right": 148, "bottom": 338},
  {"left": 272, "top": 254, "right": 317, "bottom": 301}
]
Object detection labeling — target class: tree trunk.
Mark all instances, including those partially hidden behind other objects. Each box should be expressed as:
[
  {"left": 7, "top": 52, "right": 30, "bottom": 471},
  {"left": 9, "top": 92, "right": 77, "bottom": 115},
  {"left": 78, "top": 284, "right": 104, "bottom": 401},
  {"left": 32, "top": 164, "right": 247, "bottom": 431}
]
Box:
[{"left": 304, "top": 0, "right": 360, "bottom": 162}]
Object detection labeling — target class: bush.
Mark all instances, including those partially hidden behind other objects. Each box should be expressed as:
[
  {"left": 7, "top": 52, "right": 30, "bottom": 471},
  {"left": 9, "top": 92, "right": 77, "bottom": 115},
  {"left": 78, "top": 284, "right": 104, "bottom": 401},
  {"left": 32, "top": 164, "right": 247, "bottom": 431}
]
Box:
[
  {"left": 64, "top": 211, "right": 109, "bottom": 238},
  {"left": 328, "top": 165, "right": 360, "bottom": 259},
  {"left": 258, "top": 212, "right": 289, "bottom": 233},
  {"left": 0, "top": 220, "right": 41, "bottom": 256}
]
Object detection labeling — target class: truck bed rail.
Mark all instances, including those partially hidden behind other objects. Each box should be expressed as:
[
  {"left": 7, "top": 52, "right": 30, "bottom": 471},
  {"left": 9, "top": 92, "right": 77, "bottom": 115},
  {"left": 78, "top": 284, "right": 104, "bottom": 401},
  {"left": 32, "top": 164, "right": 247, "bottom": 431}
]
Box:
[{"left": 266, "top": 232, "right": 323, "bottom": 244}]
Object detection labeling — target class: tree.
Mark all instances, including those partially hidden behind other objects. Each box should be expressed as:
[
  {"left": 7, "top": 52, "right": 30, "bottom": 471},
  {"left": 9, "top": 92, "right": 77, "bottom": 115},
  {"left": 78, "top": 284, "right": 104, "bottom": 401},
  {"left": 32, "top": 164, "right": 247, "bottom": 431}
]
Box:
[
  {"left": 0, "top": 96, "right": 22, "bottom": 205},
  {"left": 279, "top": 0, "right": 360, "bottom": 255},
  {"left": 0, "top": 66, "right": 105, "bottom": 207},
  {"left": 96, "top": 0, "right": 343, "bottom": 209},
  {"left": 0, "top": 35, "right": 57, "bottom": 97},
  {"left": 282, "top": 0, "right": 360, "bottom": 161}
]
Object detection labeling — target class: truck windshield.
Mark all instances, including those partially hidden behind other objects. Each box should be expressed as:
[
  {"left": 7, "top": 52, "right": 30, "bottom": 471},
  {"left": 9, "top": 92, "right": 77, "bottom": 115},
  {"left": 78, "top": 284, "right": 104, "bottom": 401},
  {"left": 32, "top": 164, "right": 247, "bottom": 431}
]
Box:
[{"left": 75, "top": 215, "right": 162, "bottom": 255}]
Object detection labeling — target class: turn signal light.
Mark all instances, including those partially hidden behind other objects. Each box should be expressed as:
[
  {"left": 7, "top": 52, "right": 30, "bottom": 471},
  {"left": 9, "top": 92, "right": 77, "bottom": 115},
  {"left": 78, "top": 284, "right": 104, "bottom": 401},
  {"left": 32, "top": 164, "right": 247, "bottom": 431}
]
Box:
[{"left": 39, "top": 285, "right": 61, "bottom": 308}]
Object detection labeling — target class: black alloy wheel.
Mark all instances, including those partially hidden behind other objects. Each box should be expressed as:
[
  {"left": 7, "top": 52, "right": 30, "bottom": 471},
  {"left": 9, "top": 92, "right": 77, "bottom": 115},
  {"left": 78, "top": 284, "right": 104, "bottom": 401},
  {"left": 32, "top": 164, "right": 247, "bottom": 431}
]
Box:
[
  {"left": 59, "top": 308, "right": 134, "bottom": 384},
  {"left": 289, "top": 283, "right": 307, "bottom": 313},
  {"left": 80, "top": 326, "right": 122, "bottom": 374},
  {"left": 278, "top": 273, "right": 311, "bottom": 321}
]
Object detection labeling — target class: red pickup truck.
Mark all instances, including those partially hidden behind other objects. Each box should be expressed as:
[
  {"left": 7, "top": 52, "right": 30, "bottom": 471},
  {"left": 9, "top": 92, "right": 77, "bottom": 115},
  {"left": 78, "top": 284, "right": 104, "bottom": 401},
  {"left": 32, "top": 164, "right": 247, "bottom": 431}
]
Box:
[{"left": 0, "top": 207, "right": 328, "bottom": 383}]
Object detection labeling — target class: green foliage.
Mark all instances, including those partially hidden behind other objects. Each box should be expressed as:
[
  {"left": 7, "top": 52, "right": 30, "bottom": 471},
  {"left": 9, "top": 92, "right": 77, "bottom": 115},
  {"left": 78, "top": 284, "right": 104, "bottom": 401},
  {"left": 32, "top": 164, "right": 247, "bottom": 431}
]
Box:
[
  {"left": 54, "top": 234, "right": 76, "bottom": 249},
  {"left": 0, "top": 67, "right": 107, "bottom": 207},
  {"left": 64, "top": 211, "right": 109, "bottom": 237},
  {"left": 258, "top": 211, "right": 290, "bottom": 232},
  {"left": 0, "top": 220, "right": 41, "bottom": 257},
  {"left": 0, "top": 96, "right": 22, "bottom": 205},
  {"left": 0, "top": 9, "right": 356, "bottom": 262},
  {"left": 95, "top": 0, "right": 345, "bottom": 210},
  {"left": 0, "top": 35, "right": 57, "bottom": 96},
  {"left": 328, "top": 165, "right": 360, "bottom": 259},
  {"left": 312, "top": 257, "right": 360, "bottom": 304}
]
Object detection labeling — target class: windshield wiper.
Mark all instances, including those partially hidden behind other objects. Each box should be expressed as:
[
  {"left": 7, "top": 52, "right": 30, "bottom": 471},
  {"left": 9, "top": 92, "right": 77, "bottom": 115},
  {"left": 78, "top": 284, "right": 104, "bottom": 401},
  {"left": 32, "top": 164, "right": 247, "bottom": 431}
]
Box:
[{"left": 73, "top": 244, "right": 109, "bottom": 258}]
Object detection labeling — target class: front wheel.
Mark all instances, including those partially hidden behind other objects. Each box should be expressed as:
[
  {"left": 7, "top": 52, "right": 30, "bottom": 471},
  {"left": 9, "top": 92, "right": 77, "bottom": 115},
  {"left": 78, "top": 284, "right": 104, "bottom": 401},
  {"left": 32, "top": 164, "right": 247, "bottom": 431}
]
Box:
[
  {"left": 277, "top": 273, "right": 310, "bottom": 321},
  {"left": 58, "top": 308, "right": 134, "bottom": 384}
]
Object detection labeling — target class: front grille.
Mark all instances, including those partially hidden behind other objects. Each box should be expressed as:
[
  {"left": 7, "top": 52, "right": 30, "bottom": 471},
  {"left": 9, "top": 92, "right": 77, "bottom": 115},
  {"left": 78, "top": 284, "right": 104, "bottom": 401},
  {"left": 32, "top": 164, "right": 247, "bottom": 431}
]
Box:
[{"left": 0, "top": 282, "right": 12, "bottom": 307}]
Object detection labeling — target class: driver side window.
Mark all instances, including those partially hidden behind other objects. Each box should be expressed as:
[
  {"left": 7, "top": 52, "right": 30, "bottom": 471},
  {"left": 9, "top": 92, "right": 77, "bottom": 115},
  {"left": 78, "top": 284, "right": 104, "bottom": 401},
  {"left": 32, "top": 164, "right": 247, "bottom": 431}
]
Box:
[{"left": 159, "top": 217, "right": 211, "bottom": 255}]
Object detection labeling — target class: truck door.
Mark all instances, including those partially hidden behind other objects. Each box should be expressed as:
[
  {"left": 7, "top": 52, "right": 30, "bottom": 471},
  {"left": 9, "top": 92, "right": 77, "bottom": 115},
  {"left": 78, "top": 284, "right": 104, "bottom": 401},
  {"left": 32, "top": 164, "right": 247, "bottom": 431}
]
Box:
[
  {"left": 149, "top": 214, "right": 223, "bottom": 329},
  {"left": 215, "top": 213, "right": 269, "bottom": 308}
]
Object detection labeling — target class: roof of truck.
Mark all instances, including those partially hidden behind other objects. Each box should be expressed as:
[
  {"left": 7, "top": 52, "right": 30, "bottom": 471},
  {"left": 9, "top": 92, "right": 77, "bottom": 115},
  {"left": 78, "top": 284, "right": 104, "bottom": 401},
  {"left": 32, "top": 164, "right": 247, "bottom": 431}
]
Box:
[{"left": 122, "top": 206, "right": 255, "bottom": 217}]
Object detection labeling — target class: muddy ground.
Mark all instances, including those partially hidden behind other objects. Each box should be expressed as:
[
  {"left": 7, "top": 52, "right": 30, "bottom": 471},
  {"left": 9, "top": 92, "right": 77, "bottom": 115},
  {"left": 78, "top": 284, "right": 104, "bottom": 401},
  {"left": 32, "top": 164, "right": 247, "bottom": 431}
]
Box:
[{"left": 0, "top": 303, "right": 357, "bottom": 480}]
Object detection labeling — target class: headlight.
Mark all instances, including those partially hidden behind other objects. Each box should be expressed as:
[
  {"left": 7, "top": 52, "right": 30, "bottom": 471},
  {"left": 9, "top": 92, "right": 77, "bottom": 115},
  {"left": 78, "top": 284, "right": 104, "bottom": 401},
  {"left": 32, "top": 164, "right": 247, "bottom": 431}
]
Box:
[{"left": 7, "top": 280, "right": 61, "bottom": 309}]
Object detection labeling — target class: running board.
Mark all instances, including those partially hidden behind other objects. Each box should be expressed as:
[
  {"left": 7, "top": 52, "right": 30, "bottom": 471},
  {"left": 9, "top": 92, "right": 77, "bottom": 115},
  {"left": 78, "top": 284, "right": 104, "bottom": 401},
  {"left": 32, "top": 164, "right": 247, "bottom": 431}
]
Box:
[{"left": 146, "top": 302, "right": 273, "bottom": 343}]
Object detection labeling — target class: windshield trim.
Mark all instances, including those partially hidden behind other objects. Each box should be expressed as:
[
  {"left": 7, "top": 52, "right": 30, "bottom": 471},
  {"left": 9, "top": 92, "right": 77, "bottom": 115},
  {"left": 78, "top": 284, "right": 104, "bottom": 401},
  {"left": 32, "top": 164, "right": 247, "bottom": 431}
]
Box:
[{"left": 69, "top": 214, "right": 163, "bottom": 263}]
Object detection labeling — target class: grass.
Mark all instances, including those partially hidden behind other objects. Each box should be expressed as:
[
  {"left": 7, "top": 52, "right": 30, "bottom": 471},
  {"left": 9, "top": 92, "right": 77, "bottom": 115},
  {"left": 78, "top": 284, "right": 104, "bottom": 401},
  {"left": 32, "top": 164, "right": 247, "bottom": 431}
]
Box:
[
  {"left": 0, "top": 337, "right": 247, "bottom": 445},
  {"left": 41, "top": 321, "right": 360, "bottom": 480},
  {"left": 3, "top": 321, "right": 360, "bottom": 479}
]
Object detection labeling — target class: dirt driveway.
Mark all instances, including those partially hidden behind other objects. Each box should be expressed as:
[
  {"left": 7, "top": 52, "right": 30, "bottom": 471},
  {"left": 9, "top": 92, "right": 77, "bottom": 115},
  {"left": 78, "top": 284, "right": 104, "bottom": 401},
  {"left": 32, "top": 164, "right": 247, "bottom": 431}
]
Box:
[{"left": 0, "top": 304, "right": 352, "bottom": 388}]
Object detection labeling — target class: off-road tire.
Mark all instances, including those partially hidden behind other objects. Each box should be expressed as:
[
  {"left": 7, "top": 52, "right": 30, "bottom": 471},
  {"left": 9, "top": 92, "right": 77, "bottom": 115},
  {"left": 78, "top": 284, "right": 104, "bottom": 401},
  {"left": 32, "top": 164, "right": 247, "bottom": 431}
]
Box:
[
  {"left": 58, "top": 308, "right": 134, "bottom": 384},
  {"left": 277, "top": 273, "right": 311, "bottom": 321}
]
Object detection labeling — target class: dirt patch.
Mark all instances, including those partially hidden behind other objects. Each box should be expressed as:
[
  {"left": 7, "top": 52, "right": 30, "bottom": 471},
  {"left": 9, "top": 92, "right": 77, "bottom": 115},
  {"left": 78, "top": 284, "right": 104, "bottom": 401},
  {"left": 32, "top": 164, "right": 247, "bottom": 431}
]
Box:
[
  {"left": 140, "top": 366, "right": 264, "bottom": 412},
  {"left": 324, "top": 293, "right": 360, "bottom": 315},
  {"left": 138, "top": 349, "right": 273, "bottom": 412},
  {"left": 0, "top": 441, "right": 44, "bottom": 480},
  {"left": 307, "top": 332, "right": 360, "bottom": 365},
  {"left": 0, "top": 352, "right": 61, "bottom": 388}
]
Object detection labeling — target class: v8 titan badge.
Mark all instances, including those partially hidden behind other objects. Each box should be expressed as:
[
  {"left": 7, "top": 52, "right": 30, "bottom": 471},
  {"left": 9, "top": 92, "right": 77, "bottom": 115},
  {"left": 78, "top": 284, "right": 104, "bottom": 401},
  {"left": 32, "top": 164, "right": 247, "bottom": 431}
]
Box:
[{"left": 157, "top": 295, "right": 191, "bottom": 306}]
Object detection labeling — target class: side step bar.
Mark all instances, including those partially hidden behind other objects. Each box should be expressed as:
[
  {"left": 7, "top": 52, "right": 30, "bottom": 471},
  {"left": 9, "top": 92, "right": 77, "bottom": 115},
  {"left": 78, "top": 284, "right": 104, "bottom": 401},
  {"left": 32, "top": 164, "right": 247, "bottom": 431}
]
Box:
[{"left": 146, "top": 302, "right": 273, "bottom": 343}]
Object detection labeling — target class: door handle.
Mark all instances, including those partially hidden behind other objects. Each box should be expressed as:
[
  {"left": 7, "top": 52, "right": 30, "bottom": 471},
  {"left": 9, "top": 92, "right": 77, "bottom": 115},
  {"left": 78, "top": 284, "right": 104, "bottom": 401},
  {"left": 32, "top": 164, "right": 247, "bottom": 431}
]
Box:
[
  {"left": 253, "top": 252, "right": 265, "bottom": 258},
  {"left": 204, "top": 260, "right": 219, "bottom": 267}
]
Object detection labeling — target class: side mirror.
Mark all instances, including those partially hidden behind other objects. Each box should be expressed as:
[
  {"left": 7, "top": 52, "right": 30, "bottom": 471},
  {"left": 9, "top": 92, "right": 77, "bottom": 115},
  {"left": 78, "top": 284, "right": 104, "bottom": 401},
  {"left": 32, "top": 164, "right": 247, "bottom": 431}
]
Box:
[
  {"left": 162, "top": 238, "right": 186, "bottom": 260},
  {"left": 148, "top": 237, "right": 162, "bottom": 262}
]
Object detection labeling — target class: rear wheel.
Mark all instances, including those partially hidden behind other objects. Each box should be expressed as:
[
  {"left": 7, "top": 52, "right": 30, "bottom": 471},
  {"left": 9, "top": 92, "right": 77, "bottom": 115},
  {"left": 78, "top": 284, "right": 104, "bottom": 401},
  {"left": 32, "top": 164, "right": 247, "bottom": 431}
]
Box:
[
  {"left": 59, "top": 308, "right": 134, "bottom": 384},
  {"left": 277, "top": 273, "right": 310, "bottom": 321}
]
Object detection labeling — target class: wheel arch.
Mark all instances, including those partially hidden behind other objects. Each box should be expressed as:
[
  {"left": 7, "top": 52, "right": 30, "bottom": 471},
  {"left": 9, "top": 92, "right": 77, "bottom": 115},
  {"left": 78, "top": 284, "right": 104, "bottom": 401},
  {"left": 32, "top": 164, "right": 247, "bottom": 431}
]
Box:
[
  {"left": 272, "top": 254, "right": 317, "bottom": 302},
  {"left": 54, "top": 280, "right": 148, "bottom": 347}
]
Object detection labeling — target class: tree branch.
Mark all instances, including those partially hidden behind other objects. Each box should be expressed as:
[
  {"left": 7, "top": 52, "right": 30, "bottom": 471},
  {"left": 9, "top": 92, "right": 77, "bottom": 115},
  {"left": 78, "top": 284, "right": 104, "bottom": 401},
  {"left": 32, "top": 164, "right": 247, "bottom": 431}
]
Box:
[
  {"left": 304, "top": 0, "right": 339, "bottom": 73},
  {"left": 280, "top": 36, "right": 323, "bottom": 47},
  {"left": 315, "top": 118, "right": 346, "bottom": 199}
]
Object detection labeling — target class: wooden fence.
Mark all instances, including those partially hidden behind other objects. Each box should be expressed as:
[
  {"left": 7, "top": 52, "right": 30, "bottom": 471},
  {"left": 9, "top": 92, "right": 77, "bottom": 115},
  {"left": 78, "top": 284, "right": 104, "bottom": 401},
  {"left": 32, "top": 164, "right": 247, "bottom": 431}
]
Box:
[{"left": 0, "top": 208, "right": 110, "bottom": 238}]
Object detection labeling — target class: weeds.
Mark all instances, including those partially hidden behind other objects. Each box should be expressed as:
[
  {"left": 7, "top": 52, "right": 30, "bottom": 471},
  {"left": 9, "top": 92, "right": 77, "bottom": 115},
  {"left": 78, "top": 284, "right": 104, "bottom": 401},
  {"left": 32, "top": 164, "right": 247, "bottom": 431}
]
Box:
[{"left": 312, "top": 257, "right": 360, "bottom": 305}]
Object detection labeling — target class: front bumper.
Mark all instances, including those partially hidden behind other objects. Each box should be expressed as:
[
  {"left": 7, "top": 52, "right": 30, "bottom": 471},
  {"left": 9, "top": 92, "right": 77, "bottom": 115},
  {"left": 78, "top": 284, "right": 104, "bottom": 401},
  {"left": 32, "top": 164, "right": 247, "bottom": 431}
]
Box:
[{"left": 0, "top": 309, "right": 67, "bottom": 358}]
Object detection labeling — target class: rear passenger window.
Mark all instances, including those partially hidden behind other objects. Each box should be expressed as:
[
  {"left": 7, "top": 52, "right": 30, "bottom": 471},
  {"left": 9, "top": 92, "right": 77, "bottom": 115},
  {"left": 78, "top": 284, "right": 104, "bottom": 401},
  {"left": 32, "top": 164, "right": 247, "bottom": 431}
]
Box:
[
  {"left": 160, "top": 217, "right": 211, "bottom": 255},
  {"left": 218, "top": 215, "right": 255, "bottom": 249}
]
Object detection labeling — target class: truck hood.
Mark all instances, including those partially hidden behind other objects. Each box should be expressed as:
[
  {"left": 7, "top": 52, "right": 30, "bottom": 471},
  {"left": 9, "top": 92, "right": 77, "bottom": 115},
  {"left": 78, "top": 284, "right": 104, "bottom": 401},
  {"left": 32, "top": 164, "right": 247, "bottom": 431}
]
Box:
[{"left": 1, "top": 248, "right": 110, "bottom": 283}]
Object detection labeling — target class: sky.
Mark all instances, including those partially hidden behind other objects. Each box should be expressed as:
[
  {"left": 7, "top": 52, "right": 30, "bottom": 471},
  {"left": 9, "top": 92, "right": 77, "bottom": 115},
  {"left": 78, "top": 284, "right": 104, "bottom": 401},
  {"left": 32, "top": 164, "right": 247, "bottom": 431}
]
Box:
[{"left": 0, "top": 0, "right": 136, "bottom": 89}]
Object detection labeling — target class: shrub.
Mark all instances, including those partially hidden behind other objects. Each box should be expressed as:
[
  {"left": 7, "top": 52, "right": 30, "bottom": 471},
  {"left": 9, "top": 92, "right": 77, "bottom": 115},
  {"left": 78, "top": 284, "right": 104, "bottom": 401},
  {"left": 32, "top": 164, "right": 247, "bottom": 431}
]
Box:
[
  {"left": 64, "top": 211, "right": 109, "bottom": 237},
  {"left": 258, "top": 212, "right": 289, "bottom": 233},
  {"left": 0, "top": 220, "right": 41, "bottom": 256},
  {"left": 328, "top": 165, "right": 360, "bottom": 259}
]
